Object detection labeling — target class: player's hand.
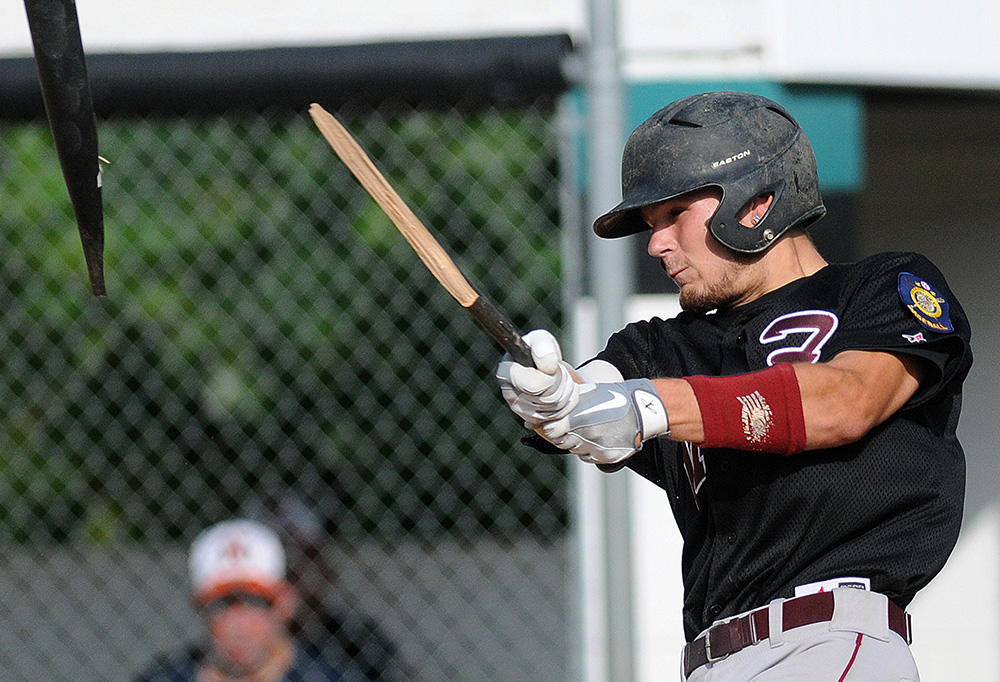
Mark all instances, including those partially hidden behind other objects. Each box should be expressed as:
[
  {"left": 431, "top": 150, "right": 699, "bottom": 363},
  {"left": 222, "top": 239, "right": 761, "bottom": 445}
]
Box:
[
  {"left": 540, "top": 379, "right": 670, "bottom": 464},
  {"left": 496, "top": 329, "right": 580, "bottom": 425}
]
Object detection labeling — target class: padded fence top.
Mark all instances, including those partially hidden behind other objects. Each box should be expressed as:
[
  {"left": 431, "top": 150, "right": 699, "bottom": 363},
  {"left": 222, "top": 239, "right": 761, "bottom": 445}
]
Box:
[{"left": 1, "top": 34, "right": 575, "bottom": 119}]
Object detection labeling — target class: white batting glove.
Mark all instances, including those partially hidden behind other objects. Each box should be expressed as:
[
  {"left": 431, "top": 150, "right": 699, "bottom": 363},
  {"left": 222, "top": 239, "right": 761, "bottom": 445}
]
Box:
[
  {"left": 540, "top": 379, "right": 670, "bottom": 464},
  {"left": 496, "top": 329, "right": 580, "bottom": 425}
]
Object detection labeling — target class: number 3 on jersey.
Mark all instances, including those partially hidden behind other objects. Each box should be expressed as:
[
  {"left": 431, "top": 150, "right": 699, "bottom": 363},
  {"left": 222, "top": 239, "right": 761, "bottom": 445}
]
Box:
[
  {"left": 682, "top": 310, "right": 839, "bottom": 504},
  {"left": 759, "top": 310, "right": 839, "bottom": 365}
]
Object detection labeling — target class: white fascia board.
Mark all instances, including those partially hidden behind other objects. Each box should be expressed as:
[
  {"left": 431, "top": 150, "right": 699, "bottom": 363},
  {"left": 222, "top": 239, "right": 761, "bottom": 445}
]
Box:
[
  {"left": 766, "top": 0, "right": 1000, "bottom": 89},
  {"left": 0, "top": 0, "right": 587, "bottom": 57},
  {"left": 620, "top": 0, "right": 1000, "bottom": 90}
]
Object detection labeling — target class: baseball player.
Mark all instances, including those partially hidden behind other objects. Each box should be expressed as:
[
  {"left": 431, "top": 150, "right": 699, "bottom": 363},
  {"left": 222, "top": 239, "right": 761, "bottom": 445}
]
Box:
[
  {"left": 497, "top": 91, "right": 972, "bottom": 680},
  {"left": 133, "top": 519, "right": 348, "bottom": 682}
]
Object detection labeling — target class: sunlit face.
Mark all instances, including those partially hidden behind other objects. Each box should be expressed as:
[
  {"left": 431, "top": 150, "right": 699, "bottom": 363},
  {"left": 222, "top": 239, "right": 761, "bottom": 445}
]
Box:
[{"left": 641, "top": 189, "right": 761, "bottom": 313}]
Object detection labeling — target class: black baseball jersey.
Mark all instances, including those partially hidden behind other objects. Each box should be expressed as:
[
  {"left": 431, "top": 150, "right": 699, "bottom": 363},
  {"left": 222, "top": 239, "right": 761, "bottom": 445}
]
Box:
[{"left": 592, "top": 251, "right": 972, "bottom": 641}]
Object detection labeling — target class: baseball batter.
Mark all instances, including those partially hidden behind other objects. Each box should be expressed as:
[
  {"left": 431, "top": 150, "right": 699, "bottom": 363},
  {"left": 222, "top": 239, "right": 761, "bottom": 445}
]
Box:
[{"left": 497, "top": 91, "right": 972, "bottom": 680}]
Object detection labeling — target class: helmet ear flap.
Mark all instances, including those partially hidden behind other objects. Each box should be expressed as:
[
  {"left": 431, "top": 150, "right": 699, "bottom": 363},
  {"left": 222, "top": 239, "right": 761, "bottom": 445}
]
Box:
[{"left": 709, "top": 180, "right": 786, "bottom": 254}]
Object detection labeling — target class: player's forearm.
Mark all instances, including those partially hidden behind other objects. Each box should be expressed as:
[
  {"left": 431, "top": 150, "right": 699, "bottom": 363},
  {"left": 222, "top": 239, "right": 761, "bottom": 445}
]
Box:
[
  {"left": 650, "top": 377, "right": 705, "bottom": 443},
  {"left": 651, "top": 350, "right": 923, "bottom": 454},
  {"left": 655, "top": 365, "right": 806, "bottom": 455}
]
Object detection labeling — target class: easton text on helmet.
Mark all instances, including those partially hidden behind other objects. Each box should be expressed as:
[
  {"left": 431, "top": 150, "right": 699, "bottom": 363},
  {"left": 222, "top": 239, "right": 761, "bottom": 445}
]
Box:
[{"left": 712, "top": 149, "right": 752, "bottom": 169}]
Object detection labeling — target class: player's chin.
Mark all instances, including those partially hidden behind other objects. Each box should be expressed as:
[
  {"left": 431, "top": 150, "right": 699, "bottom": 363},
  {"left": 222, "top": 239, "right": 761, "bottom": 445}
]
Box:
[
  {"left": 678, "top": 287, "right": 709, "bottom": 314},
  {"left": 679, "top": 287, "right": 726, "bottom": 314}
]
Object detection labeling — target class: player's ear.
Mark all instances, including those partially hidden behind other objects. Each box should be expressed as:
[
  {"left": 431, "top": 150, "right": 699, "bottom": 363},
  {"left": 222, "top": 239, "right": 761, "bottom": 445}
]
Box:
[
  {"left": 738, "top": 193, "right": 775, "bottom": 227},
  {"left": 273, "top": 583, "right": 299, "bottom": 623}
]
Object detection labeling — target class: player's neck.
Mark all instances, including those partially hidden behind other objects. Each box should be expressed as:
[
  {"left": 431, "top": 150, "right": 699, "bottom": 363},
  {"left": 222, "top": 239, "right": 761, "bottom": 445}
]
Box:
[
  {"left": 788, "top": 231, "right": 828, "bottom": 276},
  {"left": 751, "top": 233, "right": 828, "bottom": 301}
]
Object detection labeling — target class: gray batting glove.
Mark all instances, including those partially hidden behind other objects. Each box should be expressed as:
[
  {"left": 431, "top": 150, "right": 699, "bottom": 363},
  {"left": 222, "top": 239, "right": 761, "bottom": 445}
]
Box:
[
  {"left": 540, "top": 379, "right": 670, "bottom": 464},
  {"left": 496, "top": 330, "right": 580, "bottom": 425}
]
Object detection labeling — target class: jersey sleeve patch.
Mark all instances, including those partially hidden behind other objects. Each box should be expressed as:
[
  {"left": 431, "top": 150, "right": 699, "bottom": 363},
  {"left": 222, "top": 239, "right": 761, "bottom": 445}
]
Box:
[{"left": 897, "top": 272, "right": 954, "bottom": 333}]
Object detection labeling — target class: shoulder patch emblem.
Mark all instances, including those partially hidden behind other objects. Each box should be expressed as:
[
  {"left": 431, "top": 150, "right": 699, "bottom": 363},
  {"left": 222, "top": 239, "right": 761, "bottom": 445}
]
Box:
[{"left": 898, "top": 272, "right": 954, "bottom": 333}]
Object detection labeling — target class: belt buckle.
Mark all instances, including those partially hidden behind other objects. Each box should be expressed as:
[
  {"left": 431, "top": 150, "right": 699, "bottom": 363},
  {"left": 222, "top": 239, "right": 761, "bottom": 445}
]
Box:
[{"left": 703, "top": 625, "right": 729, "bottom": 664}]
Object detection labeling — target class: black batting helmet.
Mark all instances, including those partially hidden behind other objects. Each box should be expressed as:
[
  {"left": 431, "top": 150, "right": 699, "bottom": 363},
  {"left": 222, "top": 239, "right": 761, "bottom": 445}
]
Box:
[{"left": 593, "top": 91, "right": 826, "bottom": 253}]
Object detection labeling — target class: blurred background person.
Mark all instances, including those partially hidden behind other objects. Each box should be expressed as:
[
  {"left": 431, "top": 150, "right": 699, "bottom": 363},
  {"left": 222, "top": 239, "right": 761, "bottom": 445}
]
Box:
[
  {"left": 244, "top": 491, "right": 407, "bottom": 682},
  {"left": 133, "top": 519, "right": 346, "bottom": 682}
]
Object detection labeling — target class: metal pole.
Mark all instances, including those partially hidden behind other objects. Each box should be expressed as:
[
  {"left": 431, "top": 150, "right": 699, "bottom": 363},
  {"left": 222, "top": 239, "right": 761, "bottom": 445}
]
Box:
[{"left": 585, "top": 1, "right": 635, "bottom": 682}]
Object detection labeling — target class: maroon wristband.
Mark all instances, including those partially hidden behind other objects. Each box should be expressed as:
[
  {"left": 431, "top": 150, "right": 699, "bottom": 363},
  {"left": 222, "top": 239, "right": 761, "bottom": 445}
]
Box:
[{"left": 684, "top": 363, "right": 807, "bottom": 456}]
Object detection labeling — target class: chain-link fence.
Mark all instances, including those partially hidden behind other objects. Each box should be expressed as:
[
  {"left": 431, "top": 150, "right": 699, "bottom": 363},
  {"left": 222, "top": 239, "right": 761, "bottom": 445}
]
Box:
[{"left": 0, "top": 98, "right": 575, "bottom": 682}]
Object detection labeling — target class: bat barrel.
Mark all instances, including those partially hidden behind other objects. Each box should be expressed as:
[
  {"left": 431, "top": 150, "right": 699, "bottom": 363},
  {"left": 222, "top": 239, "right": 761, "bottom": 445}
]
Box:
[{"left": 25, "top": 0, "right": 106, "bottom": 296}]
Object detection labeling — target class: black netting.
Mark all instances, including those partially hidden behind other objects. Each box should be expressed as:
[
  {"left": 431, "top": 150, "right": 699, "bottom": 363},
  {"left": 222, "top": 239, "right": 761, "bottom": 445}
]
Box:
[{"left": 0, "top": 101, "right": 572, "bottom": 682}]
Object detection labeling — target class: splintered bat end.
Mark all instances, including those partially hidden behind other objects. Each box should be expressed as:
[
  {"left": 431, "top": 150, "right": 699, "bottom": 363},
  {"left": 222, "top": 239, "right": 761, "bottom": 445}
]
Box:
[{"left": 309, "top": 101, "right": 533, "bottom": 361}]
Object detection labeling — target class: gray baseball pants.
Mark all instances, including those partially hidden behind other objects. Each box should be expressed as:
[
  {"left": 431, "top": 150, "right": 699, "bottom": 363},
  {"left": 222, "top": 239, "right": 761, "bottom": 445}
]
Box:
[{"left": 684, "top": 589, "right": 918, "bottom": 681}]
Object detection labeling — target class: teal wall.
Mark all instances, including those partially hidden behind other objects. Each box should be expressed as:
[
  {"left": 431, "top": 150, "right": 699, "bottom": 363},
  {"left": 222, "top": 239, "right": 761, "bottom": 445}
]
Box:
[{"left": 571, "top": 81, "right": 864, "bottom": 194}]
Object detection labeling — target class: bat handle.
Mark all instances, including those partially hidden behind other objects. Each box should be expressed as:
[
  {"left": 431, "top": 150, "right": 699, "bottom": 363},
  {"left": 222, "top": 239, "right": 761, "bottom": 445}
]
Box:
[
  {"left": 466, "top": 295, "right": 535, "bottom": 367},
  {"left": 469, "top": 295, "right": 624, "bottom": 469}
]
